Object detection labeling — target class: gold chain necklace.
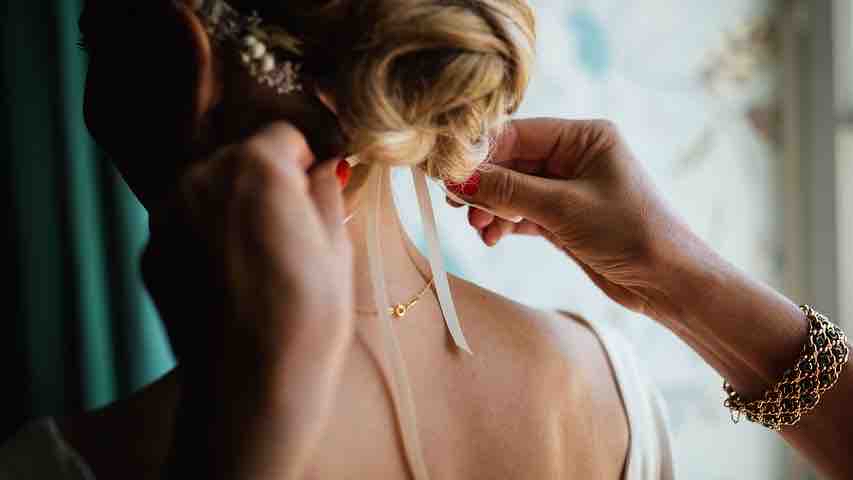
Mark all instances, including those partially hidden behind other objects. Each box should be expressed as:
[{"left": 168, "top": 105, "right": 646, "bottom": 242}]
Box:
[
  {"left": 389, "top": 277, "right": 435, "bottom": 318},
  {"left": 356, "top": 277, "right": 435, "bottom": 319},
  {"left": 352, "top": 192, "right": 435, "bottom": 318}
]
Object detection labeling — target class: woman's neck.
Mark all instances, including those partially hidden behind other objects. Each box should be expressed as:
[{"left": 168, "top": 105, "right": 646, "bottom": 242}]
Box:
[{"left": 344, "top": 167, "right": 433, "bottom": 315}]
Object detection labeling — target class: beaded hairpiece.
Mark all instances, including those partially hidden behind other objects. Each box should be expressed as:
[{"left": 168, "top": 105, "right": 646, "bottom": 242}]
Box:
[{"left": 192, "top": 0, "right": 304, "bottom": 94}]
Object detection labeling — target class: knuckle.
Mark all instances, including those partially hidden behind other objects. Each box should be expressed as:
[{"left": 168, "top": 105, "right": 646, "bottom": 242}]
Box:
[
  {"left": 231, "top": 146, "right": 294, "bottom": 201},
  {"left": 226, "top": 124, "right": 313, "bottom": 202},
  {"left": 588, "top": 119, "right": 623, "bottom": 149},
  {"left": 252, "top": 123, "right": 311, "bottom": 164},
  {"left": 263, "top": 122, "right": 306, "bottom": 147},
  {"left": 493, "top": 171, "right": 517, "bottom": 206},
  {"left": 232, "top": 139, "right": 272, "bottom": 168},
  {"left": 589, "top": 118, "right": 619, "bottom": 136}
]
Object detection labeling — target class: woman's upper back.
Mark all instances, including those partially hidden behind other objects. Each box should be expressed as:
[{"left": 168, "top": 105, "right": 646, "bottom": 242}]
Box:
[
  {"left": 0, "top": 278, "right": 673, "bottom": 479},
  {"left": 428, "top": 277, "right": 673, "bottom": 479}
]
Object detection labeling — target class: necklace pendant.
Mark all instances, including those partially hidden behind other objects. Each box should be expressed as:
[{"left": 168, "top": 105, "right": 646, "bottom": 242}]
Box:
[{"left": 392, "top": 304, "right": 408, "bottom": 318}]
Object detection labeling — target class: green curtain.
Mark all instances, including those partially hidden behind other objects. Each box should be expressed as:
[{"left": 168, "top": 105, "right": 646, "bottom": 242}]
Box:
[{"left": 1, "top": 0, "right": 174, "bottom": 440}]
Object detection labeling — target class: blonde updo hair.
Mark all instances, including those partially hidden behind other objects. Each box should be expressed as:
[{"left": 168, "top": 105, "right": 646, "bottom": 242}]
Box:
[{"left": 231, "top": 0, "right": 535, "bottom": 183}]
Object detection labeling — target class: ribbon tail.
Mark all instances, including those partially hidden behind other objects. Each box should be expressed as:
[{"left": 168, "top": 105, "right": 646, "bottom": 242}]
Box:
[
  {"left": 365, "top": 166, "right": 431, "bottom": 480},
  {"left": 411, "top": 167, "right": 473, "bottom": 355}
]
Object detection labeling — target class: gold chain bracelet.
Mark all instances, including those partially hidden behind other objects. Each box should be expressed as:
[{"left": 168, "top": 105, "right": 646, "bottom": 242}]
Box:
[{"left": 723, "top": 304, "right": 850, "bottom": 431}]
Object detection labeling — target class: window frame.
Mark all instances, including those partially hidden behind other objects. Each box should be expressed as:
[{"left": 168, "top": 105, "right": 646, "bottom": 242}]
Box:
[
  {"left": 781, "top": 2, "right": 847, "bottom": 478},
  {"left": 780, "top": 0, "right": 841, "bottom": 325},
  {"left": 833, "top": 0, "right": 853, "bottom": 336}
]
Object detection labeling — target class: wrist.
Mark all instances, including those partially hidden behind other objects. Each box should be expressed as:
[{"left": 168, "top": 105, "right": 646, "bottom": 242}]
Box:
[
  {"left": 641, "top": 225, "right": 725, "bottom": 329},
  {"left": 642, "top": 227, "right": 810, "bottom": 396}
]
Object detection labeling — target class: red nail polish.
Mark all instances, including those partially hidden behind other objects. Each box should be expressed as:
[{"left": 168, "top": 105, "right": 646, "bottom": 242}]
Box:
[
  {"left": 445, "top": 171, "right": 481, "bottom": 197},
  {"left": 336, "top": 159, "right": 351, "bottom": 188},
  {"left": 462, "top": 171, "right": 481, "bottom": 196},
  {"left": 445, "top": 180, "right": 464, "bottom": 195}
]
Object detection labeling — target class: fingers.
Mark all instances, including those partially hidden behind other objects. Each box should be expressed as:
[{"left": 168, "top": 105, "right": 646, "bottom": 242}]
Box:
[
  {"left": 461, "top": 164, "right": 567, "bottom": 227},
  {"left": 448, "top": 190, "right": 530, "bottom": 246},
  {"left": 249, "top": 122, "right": 317, "bottom": 174},
  {"left": 513, "top": 220, "right": 542, "bottom": 236},
  {"left": 226, "top": 123, "right": 323, "bottom": 229},
  {"left": 308, "top": 159, "right": 348, "bottom": 244},
  {"left": 456, "top": 198, "right": 537, "bottom": 245},
  {"left": 481, "top": 217, "right": 516, "bottom": 247},
  {"left": 445, "top": 118, "right": 625, "bottom": 235},
  {"left": 169, "top": 122, "right": 330, "bottom": 259},
  {"left": 490, "top": 118, "right": 620, "bottom": 176},
  {"left": 468, "top": 206, "right": 495, "bottom": 230},
  {"left": 489, "top": 118, "right": 562, "bottom": 171},
  {"left": 478, "top": 217, "right": 541, "bottom": 246}
]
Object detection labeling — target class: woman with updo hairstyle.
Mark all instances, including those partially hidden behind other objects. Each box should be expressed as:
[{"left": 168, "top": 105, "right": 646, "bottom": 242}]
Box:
[{"left": 0, "top": 0, "right": 672, "bottom": 479}]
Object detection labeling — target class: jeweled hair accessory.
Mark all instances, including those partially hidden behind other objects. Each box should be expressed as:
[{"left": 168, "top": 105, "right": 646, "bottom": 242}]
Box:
[{"left": 192, "top": 0, "right": 304, "bottom": 94}]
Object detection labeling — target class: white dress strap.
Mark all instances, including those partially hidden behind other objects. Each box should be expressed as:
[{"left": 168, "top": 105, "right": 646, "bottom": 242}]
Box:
[
  {"left": 364, "top": 165, "right": 432, "bottom": 480},
  {"left": 561, "top": 312, "right": 676, "bottom": 480}
]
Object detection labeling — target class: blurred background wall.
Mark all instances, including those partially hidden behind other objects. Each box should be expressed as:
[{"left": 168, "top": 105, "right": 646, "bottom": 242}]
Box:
[{"left": 2, "top": 1, "right": 849, "bottom": 479}]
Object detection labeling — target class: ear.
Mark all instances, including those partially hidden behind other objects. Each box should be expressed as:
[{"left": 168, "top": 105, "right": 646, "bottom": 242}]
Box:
[{"left": 171, "top": 1, "right": 219, "bottom": 129}]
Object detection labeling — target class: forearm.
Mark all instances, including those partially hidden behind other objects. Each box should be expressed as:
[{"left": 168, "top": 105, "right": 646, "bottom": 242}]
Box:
[{"left": 650, "top": 235, "right": 853, "bottom": 479}]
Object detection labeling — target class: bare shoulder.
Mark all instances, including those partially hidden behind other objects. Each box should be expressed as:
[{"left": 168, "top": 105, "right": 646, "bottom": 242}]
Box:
[
  {"left": 448, "top": 275, "right": 629, "bottom": 475},
  {"left": 449, "top": 273, "right": 625, "bottom": 389}
]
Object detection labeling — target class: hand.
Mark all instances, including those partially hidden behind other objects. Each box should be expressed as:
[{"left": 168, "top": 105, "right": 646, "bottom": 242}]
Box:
[
  {"left": 453, "top": 119, "right": 853, "bottom": 480},
  {"left": 449, "top": 118, "right": 698, "bottom": 318},
  {"left": 142, "top": 122, "right": 353, "bottom": 478}
]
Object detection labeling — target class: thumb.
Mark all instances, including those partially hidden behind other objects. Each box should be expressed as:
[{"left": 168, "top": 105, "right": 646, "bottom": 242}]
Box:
[{"left": 456, "top": 165, "right": 569, "bottom": 227}]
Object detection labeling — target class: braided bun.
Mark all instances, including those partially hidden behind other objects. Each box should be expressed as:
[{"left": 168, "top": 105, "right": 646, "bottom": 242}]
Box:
[{"left": 232, "top": 0, "right": 535, "bottom": 182}]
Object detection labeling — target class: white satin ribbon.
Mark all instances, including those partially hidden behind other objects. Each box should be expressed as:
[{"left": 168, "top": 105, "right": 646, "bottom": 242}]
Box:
[
  {"left": 365, "top": 165, "right": 431, "bottom": 480},
  {"left": 411, "top": 167, "right": 473, "bottom": 354},
  {"left": 359, "top": 166, "right": 475, "bottom": 480}
]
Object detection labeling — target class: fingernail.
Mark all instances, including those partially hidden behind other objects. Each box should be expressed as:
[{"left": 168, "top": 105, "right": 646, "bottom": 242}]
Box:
[
  {"left": 480, "top": 228, "right": 494, "bottom": 247},
  {"left": 444, "top": 170, "right": 481, "bottom": 197},
  {"left": 462, "top": 171, "right": 481, "bottom": 196},
  {"left": 335, "top": 158, "right": 351, "bottom": 188},
  {"left": 445, "top": 180, "right": 464, "bottom": 196}
]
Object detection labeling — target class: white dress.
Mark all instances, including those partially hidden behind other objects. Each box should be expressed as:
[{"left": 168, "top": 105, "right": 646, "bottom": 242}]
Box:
[
  {"left": 0, "top": 313, "right": 675, "bottom": 480},
  {"left": 576, "top": 314, "right": 676, "bottom": 480}
]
